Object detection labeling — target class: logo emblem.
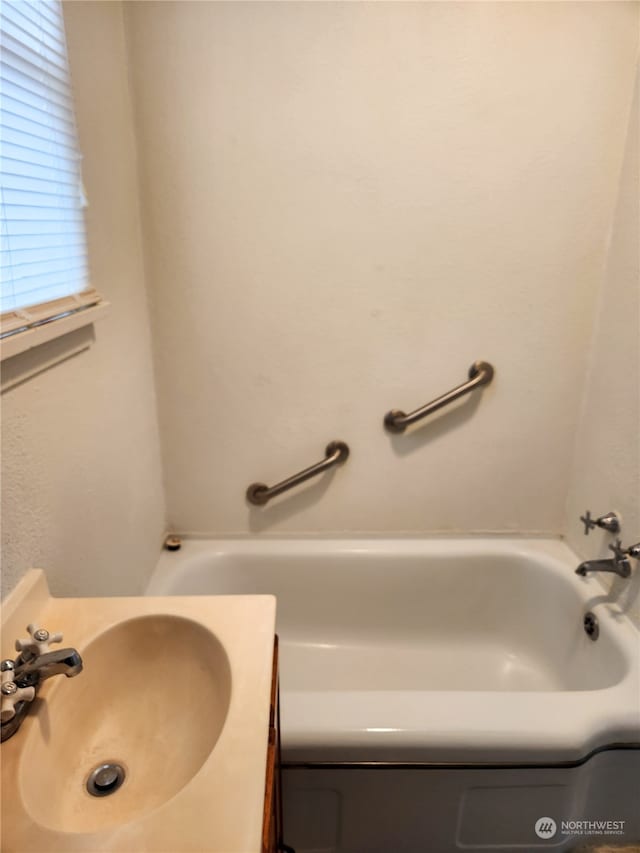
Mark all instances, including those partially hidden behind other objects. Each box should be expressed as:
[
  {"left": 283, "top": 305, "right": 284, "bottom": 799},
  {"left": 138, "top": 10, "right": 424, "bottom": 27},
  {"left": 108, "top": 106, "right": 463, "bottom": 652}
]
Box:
[{"left": 535, "top": 817, "right": 557, "bottom": 839}]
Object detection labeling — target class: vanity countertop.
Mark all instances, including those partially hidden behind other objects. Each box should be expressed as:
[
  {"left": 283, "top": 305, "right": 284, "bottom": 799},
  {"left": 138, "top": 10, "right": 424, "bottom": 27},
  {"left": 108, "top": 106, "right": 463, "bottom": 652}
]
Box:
[{"left": 1, "top": 569, "right": 276, "bottom": 853}]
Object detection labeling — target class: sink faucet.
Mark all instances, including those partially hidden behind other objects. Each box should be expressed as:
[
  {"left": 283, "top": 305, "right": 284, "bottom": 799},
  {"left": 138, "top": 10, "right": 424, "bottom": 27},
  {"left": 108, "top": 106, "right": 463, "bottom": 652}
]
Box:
[
  {"left": 576, "top": 540, "right": 640, "bottom": 580},
  {"left": 10, "top": 648, "right": 84, "bottom": 684},
  {"left": 1, "top": 625, "right": 83, "bottom": 742}
]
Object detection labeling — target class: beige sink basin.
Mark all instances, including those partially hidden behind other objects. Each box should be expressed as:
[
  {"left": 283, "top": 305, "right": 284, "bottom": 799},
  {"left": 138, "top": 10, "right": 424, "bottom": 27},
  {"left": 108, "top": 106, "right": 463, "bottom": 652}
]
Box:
[
  {"left": 20, "top": 614, "right": 232, "bottom": 833},
  {"left": 1, "top": 570, "right": 276, "bottom": 853}
]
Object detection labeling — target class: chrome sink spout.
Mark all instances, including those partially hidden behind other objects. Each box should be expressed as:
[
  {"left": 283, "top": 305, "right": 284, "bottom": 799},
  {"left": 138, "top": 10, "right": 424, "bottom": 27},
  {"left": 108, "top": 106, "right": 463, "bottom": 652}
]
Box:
[{"left": 13, "top": 649, "right": 83, "bottom": 687}]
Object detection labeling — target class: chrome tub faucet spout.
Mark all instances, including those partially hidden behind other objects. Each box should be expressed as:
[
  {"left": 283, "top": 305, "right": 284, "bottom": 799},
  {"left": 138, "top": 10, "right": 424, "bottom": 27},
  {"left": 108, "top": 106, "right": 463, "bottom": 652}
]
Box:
[{"left": 576, "top": 540, "right": 640, "bottom": 580}]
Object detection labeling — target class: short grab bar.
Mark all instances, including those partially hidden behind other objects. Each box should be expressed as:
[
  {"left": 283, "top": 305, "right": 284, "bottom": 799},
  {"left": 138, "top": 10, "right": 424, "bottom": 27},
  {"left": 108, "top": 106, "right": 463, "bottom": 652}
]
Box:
[
  {"left": 246, "top": 441, "right": 350, "bottom": 506},
  {"left": 384, "top": 360, "right": 494, "bottom": 433}
]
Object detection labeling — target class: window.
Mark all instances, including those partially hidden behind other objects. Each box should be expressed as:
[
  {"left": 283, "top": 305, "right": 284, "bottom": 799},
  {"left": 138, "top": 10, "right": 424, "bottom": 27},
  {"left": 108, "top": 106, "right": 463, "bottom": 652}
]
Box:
[{"left": 0, "top": 0, "right": 105, "bottom": 359}]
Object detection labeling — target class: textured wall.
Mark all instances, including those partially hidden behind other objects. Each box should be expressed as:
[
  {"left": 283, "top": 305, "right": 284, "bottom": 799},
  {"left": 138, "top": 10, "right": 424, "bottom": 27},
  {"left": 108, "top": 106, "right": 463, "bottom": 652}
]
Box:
[
  {"left": 1, "top": 2, "right": 166, "bottom": 597},
  {"left": 565, "top": 74, "right": 640, "bottom": 627},
  {"left": 125, "top": 1, "right": 638, "bottom": 536}
]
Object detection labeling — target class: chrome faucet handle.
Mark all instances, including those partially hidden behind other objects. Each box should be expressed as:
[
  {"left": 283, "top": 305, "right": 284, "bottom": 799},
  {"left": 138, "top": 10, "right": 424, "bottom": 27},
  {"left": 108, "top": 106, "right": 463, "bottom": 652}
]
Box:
[
  {"left": 624, "top": 542, "right": 640, "bottom": 560},
  {"left": 15, "top": 624, "right": 63, "bottom": 657},
  {"left": 595, "top": 512, "right": 621, "bottom": 534},
  {"left": 580, "top": 511, "right": 596, "bottom": 535},
  {"left": 580, "top": 510, "right": 620, "bottom": 536},
  {"left": 608, "top": 540, "right": 627, "bottom": 562},
  {"left": 1, "top": 662, "right": 35, "bottom": 722}
]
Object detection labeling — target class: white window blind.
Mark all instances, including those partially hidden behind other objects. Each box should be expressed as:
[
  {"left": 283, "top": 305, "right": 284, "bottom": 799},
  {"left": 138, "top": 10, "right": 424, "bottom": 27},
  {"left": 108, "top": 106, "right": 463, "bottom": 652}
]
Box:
[{"left": 0, "top": 0, "right": 100, "bottom": 340}]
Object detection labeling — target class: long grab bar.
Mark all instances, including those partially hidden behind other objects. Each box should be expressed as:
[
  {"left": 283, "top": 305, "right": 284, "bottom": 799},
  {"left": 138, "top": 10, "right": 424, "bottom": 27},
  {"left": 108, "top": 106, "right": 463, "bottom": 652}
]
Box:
[
  {"left": 247, "top": 441, "right": 350, "bottom": 506},
  {"left": 384, "top": 360, "right": 494, "bottom": 433}
]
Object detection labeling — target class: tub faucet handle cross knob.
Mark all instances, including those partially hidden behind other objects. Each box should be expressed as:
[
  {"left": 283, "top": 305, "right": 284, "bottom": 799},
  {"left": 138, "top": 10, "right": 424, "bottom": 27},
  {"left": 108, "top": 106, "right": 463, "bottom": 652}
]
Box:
[
  {"left": 580, "top": 510, "right": 620, "bottom": 536},
  {"left": 15, "top": 624, "right": 63, "bottom": 657},
  {"left": 580, "top": 511, "right": 596, "bottom": 535},
  {"left": 608, "top": 540, "right": 627, "bottom": 561}
]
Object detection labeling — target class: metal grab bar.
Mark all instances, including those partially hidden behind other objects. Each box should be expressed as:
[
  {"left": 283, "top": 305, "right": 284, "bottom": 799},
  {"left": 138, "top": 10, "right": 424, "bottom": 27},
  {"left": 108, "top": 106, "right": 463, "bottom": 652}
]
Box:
[
  {"left": 247, "top": 441, "right": 350, "bottom": 506},
  {"left": 384, "top": 360, "right": 494, "bottom": 434}
]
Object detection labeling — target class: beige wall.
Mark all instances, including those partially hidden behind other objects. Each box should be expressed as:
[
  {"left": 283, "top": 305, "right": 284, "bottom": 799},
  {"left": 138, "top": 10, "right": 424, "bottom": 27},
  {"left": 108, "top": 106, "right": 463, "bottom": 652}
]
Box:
[
  {"left": 1, "top": 2, "right": 166, "bottom": 597},
  {"left": 2, "top": 2, "right": 637, "bottom": 604},
  {"left": 565, "top": 74, "right": 640, "bottom": 626},
  {"left": 125, "top": 1, "right": 638, "bottom": 536}
]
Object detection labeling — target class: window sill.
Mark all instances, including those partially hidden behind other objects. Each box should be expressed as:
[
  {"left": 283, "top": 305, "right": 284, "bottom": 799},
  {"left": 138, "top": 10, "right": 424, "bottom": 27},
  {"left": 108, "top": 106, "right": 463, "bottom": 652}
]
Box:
[{"left": 0, "top": 301, "right": 110, "bottom": 362}]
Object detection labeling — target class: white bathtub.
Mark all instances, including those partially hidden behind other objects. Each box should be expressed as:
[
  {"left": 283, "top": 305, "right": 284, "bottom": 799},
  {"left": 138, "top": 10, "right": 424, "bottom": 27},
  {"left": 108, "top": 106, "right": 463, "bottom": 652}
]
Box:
[
  {"left": 147, "top": 537, "right": 640, "bottom": 852},
  {"left": 147, "top": 537, "right": 639, "bottom": 762}
]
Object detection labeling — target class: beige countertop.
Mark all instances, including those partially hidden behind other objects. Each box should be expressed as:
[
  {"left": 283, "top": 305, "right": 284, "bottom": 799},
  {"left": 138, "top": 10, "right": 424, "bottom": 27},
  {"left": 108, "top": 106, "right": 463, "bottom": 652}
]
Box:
[{"left": 1, "top": 569, "right": 276, "bottom": 852}]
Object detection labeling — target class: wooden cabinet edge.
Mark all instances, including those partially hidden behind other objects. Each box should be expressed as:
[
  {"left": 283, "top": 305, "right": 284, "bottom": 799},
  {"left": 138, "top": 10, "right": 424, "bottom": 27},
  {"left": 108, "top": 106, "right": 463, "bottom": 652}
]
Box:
[{"left": 262, "top": 636, "right": 280, "bottom": 853}]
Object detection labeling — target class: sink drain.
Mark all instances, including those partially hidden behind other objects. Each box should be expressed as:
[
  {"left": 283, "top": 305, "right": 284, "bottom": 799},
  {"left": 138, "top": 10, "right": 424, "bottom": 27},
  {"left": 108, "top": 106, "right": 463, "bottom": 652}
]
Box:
[{"left": 86, "top": 762, "right": 126, "bottom": 797}]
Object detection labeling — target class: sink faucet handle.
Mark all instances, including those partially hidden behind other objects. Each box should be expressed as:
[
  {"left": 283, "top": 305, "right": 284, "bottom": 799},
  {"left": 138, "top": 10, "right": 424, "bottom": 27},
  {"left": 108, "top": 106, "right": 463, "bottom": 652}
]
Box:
[
  {"left": 1, "top": 662, "right": 35, "bottom": 722},
  {"left": 15, "top": 624, "right": 63, "bottom": 656}
]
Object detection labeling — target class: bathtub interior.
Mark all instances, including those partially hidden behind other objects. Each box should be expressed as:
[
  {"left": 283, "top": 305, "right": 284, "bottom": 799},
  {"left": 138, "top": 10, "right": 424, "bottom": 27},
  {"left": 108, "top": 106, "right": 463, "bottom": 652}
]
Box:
[{"left": 148, "top": 543, "right": 629, "bottom": 692}]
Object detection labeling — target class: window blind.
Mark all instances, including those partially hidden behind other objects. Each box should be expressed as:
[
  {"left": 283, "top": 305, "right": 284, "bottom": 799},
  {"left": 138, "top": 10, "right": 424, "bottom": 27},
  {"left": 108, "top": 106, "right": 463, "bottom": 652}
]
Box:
[{"left": 0, "top": 0, "right": 96, "bottom": 333}]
